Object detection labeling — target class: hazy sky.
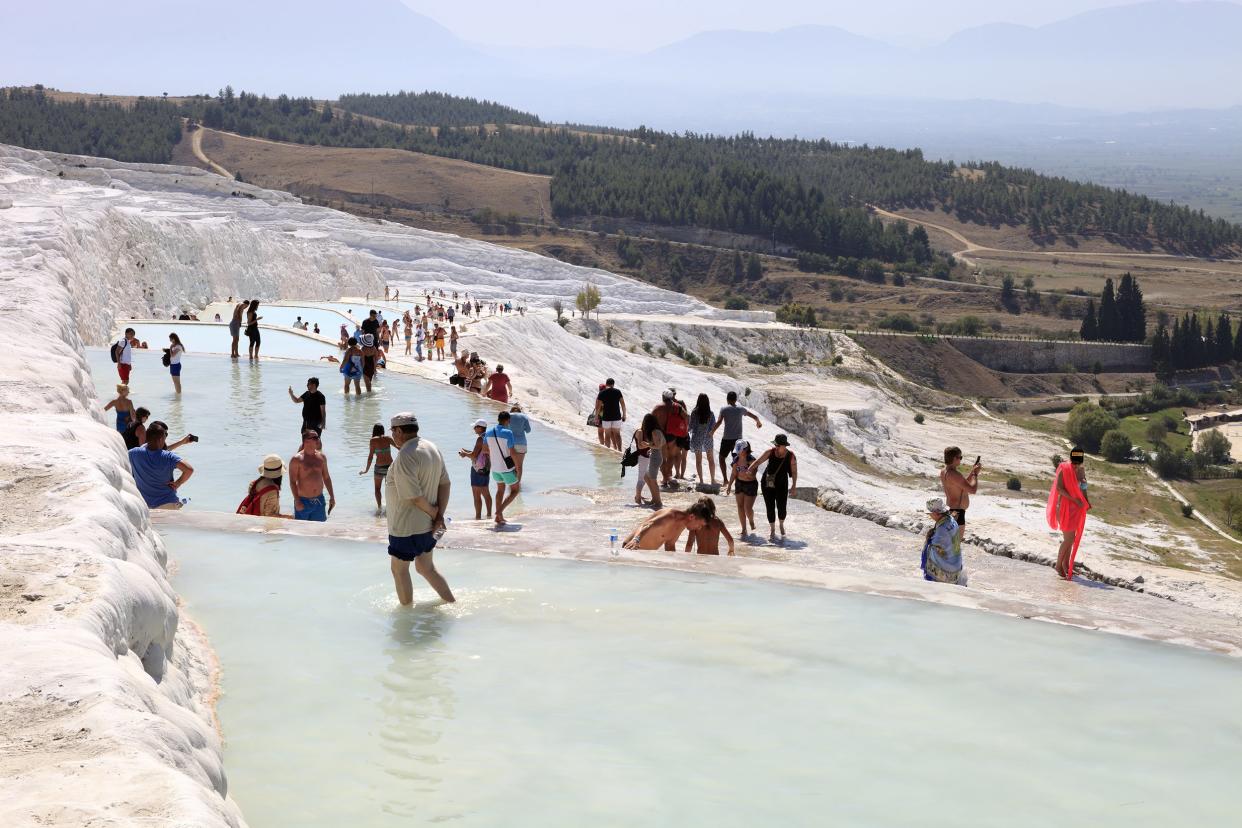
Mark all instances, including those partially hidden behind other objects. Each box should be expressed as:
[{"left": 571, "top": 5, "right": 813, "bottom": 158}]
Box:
[{"left": 400, "top": 0, "right": 1194, "bottom": 49}]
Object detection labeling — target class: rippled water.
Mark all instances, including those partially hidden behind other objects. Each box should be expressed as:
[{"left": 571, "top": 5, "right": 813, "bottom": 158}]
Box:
[
  {"left": 88, "top": 348, "right": 619, "bottom": 521},
  {"left": 165, "top": 525, "right": 1242, "bottom": 827}
]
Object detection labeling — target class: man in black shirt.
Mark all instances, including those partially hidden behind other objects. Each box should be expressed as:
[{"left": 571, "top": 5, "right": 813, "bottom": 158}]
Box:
[
  {"left": 594, "top": 377, "right": 627, "bottom": 450},
  {"left": 288, "top": 377, "right": 327, "bottom": 434},
  {"left": 361, "top": 310, "right": 380, "bottom": 342}
]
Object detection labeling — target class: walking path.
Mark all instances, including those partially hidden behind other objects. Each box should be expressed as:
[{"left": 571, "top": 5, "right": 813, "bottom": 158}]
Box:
[{"left": 188, "top": 124, "right": 231, "bottom": 178}]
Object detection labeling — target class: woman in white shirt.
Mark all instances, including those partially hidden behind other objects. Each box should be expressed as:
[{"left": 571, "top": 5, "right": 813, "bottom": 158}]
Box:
[{"left": 167, "top": 332, "right": 185, "bottom": 394}]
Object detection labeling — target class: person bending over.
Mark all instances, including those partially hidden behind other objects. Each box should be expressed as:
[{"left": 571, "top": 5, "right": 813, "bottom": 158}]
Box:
[{"left": 623, "top": 497, "right": 715, "bottom": 551}]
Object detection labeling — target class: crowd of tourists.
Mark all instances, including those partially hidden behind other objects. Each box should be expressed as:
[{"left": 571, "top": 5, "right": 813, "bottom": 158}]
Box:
[{"left": 111, "top": 285, "right": 1095, "bottom": 607}]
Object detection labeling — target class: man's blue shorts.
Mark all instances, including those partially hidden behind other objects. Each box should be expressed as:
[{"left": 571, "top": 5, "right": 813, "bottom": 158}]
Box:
[
  {"left": 295, "top": 493, "right": 327, "bottom": 522},
  {"left": 388, "top": 532, "right": 437, "bottom": 561}
]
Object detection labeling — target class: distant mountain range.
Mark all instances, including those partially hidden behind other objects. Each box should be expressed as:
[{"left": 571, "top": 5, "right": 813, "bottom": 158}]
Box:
[{"left": 5, "top": 0, "right": 1241, "bottom": 116}]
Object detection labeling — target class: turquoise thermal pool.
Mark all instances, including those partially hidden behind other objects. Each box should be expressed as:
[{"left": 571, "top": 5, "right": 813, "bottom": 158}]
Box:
[
  {"left": 89, "top": 348, "right": 618, "bottom": 521},
  {"left": 164, "top": 524, "right": 1242, "bottom": 827}
]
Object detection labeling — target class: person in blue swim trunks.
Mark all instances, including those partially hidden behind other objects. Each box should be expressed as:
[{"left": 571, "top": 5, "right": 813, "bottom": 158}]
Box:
[
  {"left": 340, "top": 337, "right": 363, "bottom": 396},
  {"left": 289, "top": 428, "right": 336, "bottom": 522}
]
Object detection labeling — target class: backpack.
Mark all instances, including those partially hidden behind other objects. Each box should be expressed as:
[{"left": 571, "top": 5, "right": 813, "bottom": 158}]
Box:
[
  {"left": 110, "top": 339, "right": 123, "bottom": 363},
  {"left": 236, "top": 481, "right": 278, "bottom": 516}
]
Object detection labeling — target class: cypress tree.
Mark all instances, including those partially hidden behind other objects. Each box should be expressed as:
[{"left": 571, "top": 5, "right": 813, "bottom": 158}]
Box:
[
  {"left": 1188, "top": 315, "right": 1206, "bottom": 368},
  {"left": 1080, "top": 299, "right": 1099, "bottom": 341},
  {"left": 1171, "top": 316, "right": 1185, "bottom": 370},
  {"left": 1097, "top": 278, "right": 1121, "bottom": 341},
  {"left": 1234, "top": 314, "right": 1242, "bottom": 362},
  {"left": 1128, "top": 275, "right": 1146, "bottom": 342},
  {"left": 1216, "top": 313, "right": 1233, "bottom": 363},
  {"left": 1152, "top": 323, "right": 1172, "bottom": 380}
]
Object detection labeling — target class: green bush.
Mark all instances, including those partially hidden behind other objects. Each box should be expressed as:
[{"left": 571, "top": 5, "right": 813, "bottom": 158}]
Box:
[
  {"left": 914, "top": 413, "right": 925, "bottom": 424},
  {"left": 1066, "top": 402, "right": 1119, "bottom": 453},
  {"left": 1100, "top": 429, "right": 1133, "bottom": 463},
  {"left": 1144, "top": 420, "right": 1168, "bottom": 446},
  {"left": 877, "top": 312, "right": 918, "bottom": 332},
  {"left": 1181, "top": 502, "right": 1194, "bottom": 518},
  {"left": 724, "top": 296, "right": 750, "bottom": 311},
  {"left": 1151, "top": 445, "right": 1193, "bottom": 479},
  {"left": 1006, "top": 476, "right": 1022, "bottom": 491}
]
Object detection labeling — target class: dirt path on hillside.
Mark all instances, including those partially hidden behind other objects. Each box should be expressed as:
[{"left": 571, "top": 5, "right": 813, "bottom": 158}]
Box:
[
  {"left": 869, "top": 204, "right": 1242, "bottom": 277},
  {"left": 189, "top": 126, "right": 231, "bottom": 178}
]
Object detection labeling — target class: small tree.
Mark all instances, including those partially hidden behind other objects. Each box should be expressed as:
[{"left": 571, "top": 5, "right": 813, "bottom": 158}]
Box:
[
  {"left": 1197, "top": 429, "right": 1233, "bottom": 465},
  {"left": 1066, "top": 402, "right": 1119, "bottom": 453},
  {"left": 1144, "top": 420, "right": 1168, "bottom": 446},
  {"left": 551, "top": 299, "right": 564, "bottom": 321},
  {"left": 746, "top": 253, "right": 763, "bottom": 281},
  {"left": 576, "top": 282, "right": 601, "bottom": 320},
  {"left": 1100, "top": 429, "right": 1133, "bottom": 463}
]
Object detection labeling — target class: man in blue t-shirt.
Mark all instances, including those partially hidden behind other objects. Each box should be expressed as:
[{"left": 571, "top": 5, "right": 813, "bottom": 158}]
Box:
[
  {"left": 127, "top": 421, "right": 194, "bottom": 509},
  {"left": 507, "top": 404, "right": 532, "bottom": 482},
  {"left": 484, "top": 411, "right": 519, "bottom": 526}
]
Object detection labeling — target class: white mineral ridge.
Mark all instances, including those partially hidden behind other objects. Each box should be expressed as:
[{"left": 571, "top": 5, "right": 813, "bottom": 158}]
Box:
[
  {"left": 0, "top": 223, "right": 244, "bottom": 824},
  {"left": 0, "top": 144, "right": 761, "bottom": 349}
]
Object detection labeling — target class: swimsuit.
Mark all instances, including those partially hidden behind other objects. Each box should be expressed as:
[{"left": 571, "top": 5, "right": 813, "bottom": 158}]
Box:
[
  {"left": 295, "top": 493, "right": 328, "bottom": 522},
  {"left": 374, "top": 444, "right": 393, "bottom": 477},
  {"left": 115, "top": 409, "right": 129, "bottom": 432},
  {"left": 949, "top": 508, "right": 966, "bottom": 526}
]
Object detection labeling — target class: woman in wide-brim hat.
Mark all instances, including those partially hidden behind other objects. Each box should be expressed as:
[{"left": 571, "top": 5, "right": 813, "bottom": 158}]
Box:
[
  {"left": 238, "top": 454, "right": 290, "bottom": 518},
  {"left": 747, "top": 433, "right": 798, "bottom": 543}
]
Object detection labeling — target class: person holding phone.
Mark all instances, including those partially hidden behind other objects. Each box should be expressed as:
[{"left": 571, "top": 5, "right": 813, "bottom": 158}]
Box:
[{"left": 939, "top": 446, "right": 981, "bottom": 546}]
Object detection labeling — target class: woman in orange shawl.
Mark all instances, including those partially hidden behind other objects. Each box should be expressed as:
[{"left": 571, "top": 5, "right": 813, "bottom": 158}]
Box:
[{"left": 1047, "top": 446, "right": 1091, "bottom": 579}]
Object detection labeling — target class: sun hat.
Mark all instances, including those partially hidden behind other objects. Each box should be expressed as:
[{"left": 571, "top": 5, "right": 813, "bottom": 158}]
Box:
[
  {"left": 391, "top": 412, "right": 419, "bottom": 428},
  {"left": 472, "top": 418, "right": 488, "bottom": 429},
  {"left": 258, "top": 454, "right": 286, "bottom": 479},
  {"left": 116, "top": 383, "right": 128, "bottom": 393},
  {"left": 925, "top": 497, "right": 948, "bottom": 514},
  {"left": 662, "top": 389, "right": 675, "bottom": 401},
  {"left": 773, "top": 434, "right": 790, "bottom": 446}
]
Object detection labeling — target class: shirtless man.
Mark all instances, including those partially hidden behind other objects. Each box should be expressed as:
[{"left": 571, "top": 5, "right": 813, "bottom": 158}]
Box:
[
  {"left": 939, "top": 446, "right": 980, "bottom": 543},
  {"left": 622, "top": 497, "right": 715, "bottom": 551},
  {"left": 684, "top": 513, "right": 735, "bottom": 556},
  {"left": 289, "top": 429, "right": 336, "bottom": 521}
]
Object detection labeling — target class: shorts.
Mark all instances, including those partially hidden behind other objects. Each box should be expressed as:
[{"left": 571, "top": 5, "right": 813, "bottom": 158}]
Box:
[
  {"left": 719, "top": 437, "right": 739, "bottom": 459},
  {"left": 388, "top": 532, "right": 437, "bottom": 562},
  {"left": 470, "top": 468, "right": 490, "bottom": 488},
  {"left": 294, "top": 493, "right": 327, "bottom": 522},
  {"left": 735, "top": 479, "right": 759, "bottom": 497},
  {"left": 491, "top": 469, "right": 518, "bottom": 485},
  {"left": 229, "top": 319, "right": 241, "bottom": 337},
  {"left": 672, "top": 435, "right": 690, "bottom": 450},
  {"left": 512, "top": 445, "right": 527, "bottom": 454},
  {"left": 302, "top": 420, "right": 323, "bottom": 437},
  {"left": 170, "top": 363, "right": 182, "bottom": 377},
  {"left": 601, "top": 420, "right": 623, "bottom": 431},
  {"left": 117, "top": 363, "right": 132, "bottom": 382},
  {"left": 949, "top": 508, "right": 966, "bottom": 526},
  {"left": 374, "top": 464, "right": 390, "bottom": 478}
]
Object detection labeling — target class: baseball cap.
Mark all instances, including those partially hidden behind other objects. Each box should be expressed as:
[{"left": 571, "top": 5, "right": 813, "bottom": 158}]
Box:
[
  {"left": 391, "top": 412, "right": 419, "bottom": 428},
  {"left": 472, "top": 418, "right": 488, "bottom": 429}
]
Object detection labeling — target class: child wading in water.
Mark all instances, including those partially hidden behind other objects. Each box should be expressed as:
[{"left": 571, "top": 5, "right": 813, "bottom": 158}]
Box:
[
  {"left": 104, "top": 384, "right": 136, "bottom": 433},
  {"left": 359, "top": 423, "right": 397, "bottom": 512}
]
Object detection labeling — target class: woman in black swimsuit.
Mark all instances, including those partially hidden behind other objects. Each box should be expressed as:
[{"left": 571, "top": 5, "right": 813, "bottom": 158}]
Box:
[
  {"left": 245, "top": 299, "right": 262, "bottom": 361},
  {"left": 749, "top": 434, "right": 798, "bottom": 543}
]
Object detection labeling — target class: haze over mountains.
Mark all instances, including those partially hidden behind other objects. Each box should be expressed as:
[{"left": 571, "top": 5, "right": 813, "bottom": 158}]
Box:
[
  {"left": 6, "top": 0, "right": 1242, "bottom": 220},
  {"left": 6, "top": 0, "right": 1240, "bottom": 116}
]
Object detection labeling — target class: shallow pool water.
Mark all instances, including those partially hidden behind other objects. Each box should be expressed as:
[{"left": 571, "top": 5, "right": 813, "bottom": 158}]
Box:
[
  {"left": 89, "top": 348, "right": 618, "bottom": 521},
  {"left": 122, "top": 321, "right": 337, "bottom": 362},
  {"left": 163, "top": 525, "right": 1242, "bottom": 828},
  {"left": 202, "top": 302, "right": 358, "bottom": 335}
]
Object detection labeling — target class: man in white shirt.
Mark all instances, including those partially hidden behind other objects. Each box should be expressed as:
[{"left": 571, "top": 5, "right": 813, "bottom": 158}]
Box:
[
  {"left": 115, "top": 327, "right": 136, "bottom": 383},
  {"left": 385, "top": 412, "right": 455, "bottom": 605}
]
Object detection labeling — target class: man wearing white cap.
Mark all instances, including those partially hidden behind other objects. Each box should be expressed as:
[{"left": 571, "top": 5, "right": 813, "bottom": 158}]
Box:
[
  {"left": 386, "top": 412, "right": 455, "bottom": 604},
  {"left": 920, "top": 497, "right": 966, "bottom": 586}
]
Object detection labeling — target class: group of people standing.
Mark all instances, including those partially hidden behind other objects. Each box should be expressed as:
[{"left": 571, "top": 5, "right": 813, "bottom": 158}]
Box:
[{"left": 597, "top": 381, "right": 797, "bottom": 544}]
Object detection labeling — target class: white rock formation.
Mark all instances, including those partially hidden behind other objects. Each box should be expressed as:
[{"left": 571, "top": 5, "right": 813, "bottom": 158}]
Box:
[{"left": 0, "top": 228, "right": 245, "bottom": 824}]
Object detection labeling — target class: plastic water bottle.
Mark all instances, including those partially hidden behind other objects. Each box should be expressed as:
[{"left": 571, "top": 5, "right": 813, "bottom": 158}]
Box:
[
  {"left": 609, "top": 528, "right": 619, "bottom": 556},
  {"left": 433, "top": 517, "right": 451, "bottom": 542}
]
